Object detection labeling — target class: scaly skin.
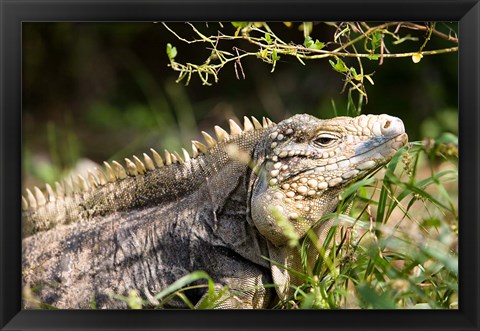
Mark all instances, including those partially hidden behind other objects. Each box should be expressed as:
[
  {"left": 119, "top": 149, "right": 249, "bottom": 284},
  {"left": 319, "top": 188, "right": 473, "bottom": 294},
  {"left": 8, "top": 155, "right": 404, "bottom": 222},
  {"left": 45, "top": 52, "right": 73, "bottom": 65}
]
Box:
[{"left": 22, "top": 113, "right": 407, "bottom": 308}]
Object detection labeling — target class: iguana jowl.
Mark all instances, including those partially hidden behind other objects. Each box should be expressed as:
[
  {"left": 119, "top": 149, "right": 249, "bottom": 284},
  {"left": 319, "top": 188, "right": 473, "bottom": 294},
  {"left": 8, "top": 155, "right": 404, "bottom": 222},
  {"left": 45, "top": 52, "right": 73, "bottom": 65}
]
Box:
[{"left": 22, "top": 113, "right": 408, "bottom": 309}]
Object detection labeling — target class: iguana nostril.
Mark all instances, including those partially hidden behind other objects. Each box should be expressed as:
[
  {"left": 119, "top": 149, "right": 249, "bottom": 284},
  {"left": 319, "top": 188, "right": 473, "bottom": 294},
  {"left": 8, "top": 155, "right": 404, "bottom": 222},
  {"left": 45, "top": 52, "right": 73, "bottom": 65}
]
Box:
[{"left": 380, "top": 116, "right": 405, "bottom": 136}]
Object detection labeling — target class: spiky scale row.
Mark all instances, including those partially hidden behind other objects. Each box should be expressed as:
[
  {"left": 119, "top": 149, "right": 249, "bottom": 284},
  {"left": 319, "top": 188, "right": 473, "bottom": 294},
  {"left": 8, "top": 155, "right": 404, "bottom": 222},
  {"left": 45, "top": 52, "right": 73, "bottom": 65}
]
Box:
[
  {"left": 22, "top": 115, "right": 276, "bottom": 211},
  {"left": 133, "top": 156, "right": 146, "bottom": 174},
  {"left": 34, "top": 187, "right": 46, "bottom": 206},
  {"left": 252, "top": 116, "right": 263, "bottom": 130},
  {"left": 64, "top": 177, "right": 74, "bottom": 195},
  {"left": 214, "top": 126, "right": 229, "bottom": 141},
  {"left": 192, "top": 140, "right": 207, "bottom": 154},
  {"left": 26, "top": 189, "right": 36, "bottom": 209},
  {"left": 164, "top": 150, "right": 172, "bottom": 165},
  {"left": 112, "top": 161, "right": 127, "bottom": 179},
  {"left": 103, "top": 162, "right": 116, "bottom": 182},
  {"left": 77, "top": 175, "right": 89, "bottom": 192},
  {"left": 174, "top": 151, "right": 184, "bottom": 163},
  {"left": 55, "top": 181, "right": 64, "bottom": 197},
  {"left": 243, "top": 116, "right": 254, "bottom": 131},
  {"left": 125, "top": 158, "right": 138, "bottom": 176},
  {"left": 143, "top": 153, "right": 155, "bottom": 171},
  {"left": 229, "top": 119, "right": 243, "bottom": 135},
  {"left": 22, "top": 195, "right": 28, "bottom": 210},
  {"left": 45, "top": 184, "right": 56, "bottom": 202},
  {"left": 201, "top": 131, "right": 216, "bottom": 147},
  {"left": 150, "top": 148, "right": 164, "bottom": 167},
  {"left": 87, "top": 170, "right": 98, "bottom": 188},
  {"left": 182, "top": 148, "right": 191, "bottom": 162},
  {"left": 95, "top": 167, "right": 108, "bottom": 185}
]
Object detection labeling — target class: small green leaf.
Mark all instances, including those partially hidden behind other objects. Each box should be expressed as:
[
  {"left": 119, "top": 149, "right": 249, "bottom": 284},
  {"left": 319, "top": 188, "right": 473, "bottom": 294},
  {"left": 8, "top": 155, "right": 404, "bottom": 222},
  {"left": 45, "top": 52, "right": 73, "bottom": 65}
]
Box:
[
  {"left": 259, "top": 48, "right": 268, "bottom": 59},
  {"left": 232, "top": 22, "right": 249, "bottom": 37},
  {"left": 264, "top": 33, "right": 272, "bottom": 44},
  {"left": 313, "top": 40, "right": 325, "bottom": 50},
  {"left": 166, "top": 43, "right": 177, "bottom": 60},
  {"left": 329, "top": 57, "right": 348, "bottom": 73},
  {"left": 304, "top": 36, "right": 324, "bottom": 50},
  {"left": 231, "top": 22, "right": 249, "bottom": 28},
  {"left": 370, "top": 31, "right": 382, "bottom": 51},
  {"left": 367, "top": 54, "right": 380, "bottom": 60},
  {"left": 304, "top": 36, "right": 313, "bottom": 48},
  {"left": 350, "top": 67, "right": 363, "bottom": 81},
  {"left": 127, "top": 290, "right": 143, "bottom": 309},
  {"left": 271, "top": 49, "right": 281, "bottom": 61}
]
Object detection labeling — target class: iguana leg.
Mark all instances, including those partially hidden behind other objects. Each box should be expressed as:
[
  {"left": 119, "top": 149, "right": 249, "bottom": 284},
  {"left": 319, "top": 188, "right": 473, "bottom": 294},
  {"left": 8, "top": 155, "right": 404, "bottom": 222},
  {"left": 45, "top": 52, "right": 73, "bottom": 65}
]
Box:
[{"left": 194, "top": 270, "right": 273, "bottom": 309}]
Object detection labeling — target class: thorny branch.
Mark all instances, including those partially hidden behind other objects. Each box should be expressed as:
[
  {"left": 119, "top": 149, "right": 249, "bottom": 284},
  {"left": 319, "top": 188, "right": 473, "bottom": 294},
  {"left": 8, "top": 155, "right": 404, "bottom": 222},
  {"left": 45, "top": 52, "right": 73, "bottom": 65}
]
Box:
[{"left": 163, "top": 22, "right": 458, "bottom": 104}]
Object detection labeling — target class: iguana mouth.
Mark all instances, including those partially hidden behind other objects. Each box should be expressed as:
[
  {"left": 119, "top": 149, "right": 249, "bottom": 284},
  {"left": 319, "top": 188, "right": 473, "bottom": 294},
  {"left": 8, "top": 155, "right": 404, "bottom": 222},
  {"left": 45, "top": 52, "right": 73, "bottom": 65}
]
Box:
[{"left": 352, "top": 132, "right": 408, "bottom": 160}]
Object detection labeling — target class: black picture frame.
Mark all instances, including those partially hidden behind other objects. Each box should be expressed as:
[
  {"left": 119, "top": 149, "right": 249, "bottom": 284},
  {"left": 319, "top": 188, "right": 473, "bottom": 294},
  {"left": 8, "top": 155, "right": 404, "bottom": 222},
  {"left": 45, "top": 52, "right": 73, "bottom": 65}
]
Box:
[{"left": 1, "top": 1, "right": 479, "bottom": 330}]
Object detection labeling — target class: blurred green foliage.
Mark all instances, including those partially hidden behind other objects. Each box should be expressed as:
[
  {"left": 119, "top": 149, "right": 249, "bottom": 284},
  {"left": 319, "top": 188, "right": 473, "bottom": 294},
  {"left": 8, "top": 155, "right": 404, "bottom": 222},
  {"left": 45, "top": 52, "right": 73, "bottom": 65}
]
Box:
[{"left": 23, "top": 23, "right": 458, "bottom": 181}]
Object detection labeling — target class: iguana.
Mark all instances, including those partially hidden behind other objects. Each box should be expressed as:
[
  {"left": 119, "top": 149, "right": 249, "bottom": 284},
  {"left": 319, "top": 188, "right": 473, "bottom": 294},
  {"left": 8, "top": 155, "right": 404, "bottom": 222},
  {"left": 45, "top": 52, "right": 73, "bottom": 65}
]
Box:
[{"left": 22, "top": 113, "right": 408, "bottom": 309}]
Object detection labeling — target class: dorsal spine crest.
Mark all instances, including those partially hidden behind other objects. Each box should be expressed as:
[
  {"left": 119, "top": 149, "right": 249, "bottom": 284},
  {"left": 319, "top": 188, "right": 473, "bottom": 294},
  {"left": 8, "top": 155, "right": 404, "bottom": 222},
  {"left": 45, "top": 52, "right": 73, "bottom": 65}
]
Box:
[{"left": 22, "top": 116, "right": 275, "bottom": 210}]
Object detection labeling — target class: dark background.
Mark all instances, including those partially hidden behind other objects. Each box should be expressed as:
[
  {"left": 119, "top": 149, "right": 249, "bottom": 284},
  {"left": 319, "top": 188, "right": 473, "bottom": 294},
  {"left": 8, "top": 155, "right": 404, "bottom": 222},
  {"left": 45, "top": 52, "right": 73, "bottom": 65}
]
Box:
[{"left": 22, "top": 22, "right": 458, "bottom": 186}]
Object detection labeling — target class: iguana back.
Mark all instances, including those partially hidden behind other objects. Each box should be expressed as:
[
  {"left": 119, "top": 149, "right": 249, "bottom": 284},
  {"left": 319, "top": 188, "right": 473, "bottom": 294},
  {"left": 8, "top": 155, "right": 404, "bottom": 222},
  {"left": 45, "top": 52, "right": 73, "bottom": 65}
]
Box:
[{"left": 22, "top": 113, "right": 407, "bottom": 308}]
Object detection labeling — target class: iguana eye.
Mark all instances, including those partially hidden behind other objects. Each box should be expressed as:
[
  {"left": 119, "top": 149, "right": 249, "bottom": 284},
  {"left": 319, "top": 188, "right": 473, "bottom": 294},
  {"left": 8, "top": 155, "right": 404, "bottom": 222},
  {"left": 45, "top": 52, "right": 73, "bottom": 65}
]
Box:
[{"left": 314, "top": 134, "right": 338, "bottom": 147}]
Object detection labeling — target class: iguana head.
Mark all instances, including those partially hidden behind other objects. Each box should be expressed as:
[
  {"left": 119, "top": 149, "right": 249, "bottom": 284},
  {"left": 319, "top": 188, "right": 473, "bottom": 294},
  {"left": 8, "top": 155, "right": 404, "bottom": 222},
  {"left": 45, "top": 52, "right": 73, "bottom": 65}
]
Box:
[{"left": 249, "top": 113, "right": 408, "bottom": 246}]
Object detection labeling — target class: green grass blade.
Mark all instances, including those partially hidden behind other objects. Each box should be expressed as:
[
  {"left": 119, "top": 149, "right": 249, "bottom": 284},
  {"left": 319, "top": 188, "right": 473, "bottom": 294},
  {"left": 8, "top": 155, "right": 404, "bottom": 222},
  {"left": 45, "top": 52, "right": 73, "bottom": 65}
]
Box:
[{"left": 153, "top": 271, "right": 215, "bottom": 301}]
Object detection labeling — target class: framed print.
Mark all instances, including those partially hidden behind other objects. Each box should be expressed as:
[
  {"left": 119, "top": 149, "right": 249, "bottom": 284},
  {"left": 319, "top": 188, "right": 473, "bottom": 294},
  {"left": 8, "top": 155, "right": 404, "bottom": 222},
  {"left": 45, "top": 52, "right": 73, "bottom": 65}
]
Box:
[{"left": 1, "top": 1, "right": 479, "bottom": 330}]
